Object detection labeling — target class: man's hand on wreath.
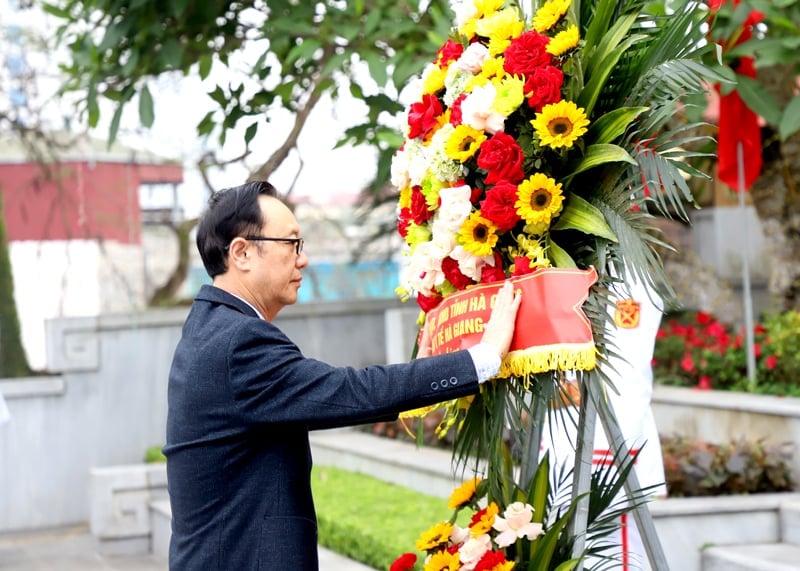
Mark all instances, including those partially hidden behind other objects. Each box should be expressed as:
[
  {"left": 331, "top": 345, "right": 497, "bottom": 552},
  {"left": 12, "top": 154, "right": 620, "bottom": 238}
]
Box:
[{"left": 480, "top": 280, "right": 522, "bottom": 360}]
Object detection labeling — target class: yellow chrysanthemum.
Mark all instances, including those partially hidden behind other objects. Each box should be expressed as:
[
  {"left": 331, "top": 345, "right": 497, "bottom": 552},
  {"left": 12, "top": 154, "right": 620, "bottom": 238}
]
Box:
[
  {"left": 406, "top": 223, "right": 432, "bottom": 247},
  {"left": 492, "top": 75, "right": 525, "bottom": 116},
  {"left": 533, "top": 0, "right": 571, "bottom": 33},
  {"left": 466, "top": 57, "right": 505, "bottom": 91},
  {"left": 523, "top": 220, "right": 549, "bottom": 236},
  {"left": 421, "top": 178, "right": 444, "bottom": 210},
  {"left": 422, "top": 64, "right": 448, "bottom": 95},
  {"left": 398, "top": 185, "right": 413, "bottom": 210},
  {"left": 445, "top": 125, "right": 488, "bottom": 162},
  {"left": 458, "top": 0, "right": 505, "bottom": 39},
  {"left": 416, "top": 521, "right": 455, "bottom": 551},
  {"left": 476, "top": 8, "right": 525, "bottom": 56},
  {"left": 424, "top": 550, "right": 461, "bottom": 571},
  {"left": 531, "top": 100, "right": 590, "bottom": 149},
  {"left": 448, "top": 477, "right": 483, "bottom": 509},
  {"left": 470, "top": 502, "right": 500, "bottom": 536},
  {"left": 515, "top": 173, "right": 565, "bottom": 226},
  {"left": 459, "top": 212, "right": 499, "bottom": 257},
  {"left": 547, "top": 25, "right": 580, "bottom": 56}
]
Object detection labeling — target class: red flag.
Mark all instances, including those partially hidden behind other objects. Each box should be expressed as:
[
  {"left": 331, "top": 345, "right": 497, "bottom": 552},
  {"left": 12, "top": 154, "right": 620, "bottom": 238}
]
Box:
[{"left": 710, "top": 0, "right": 764, "bottom": 191}]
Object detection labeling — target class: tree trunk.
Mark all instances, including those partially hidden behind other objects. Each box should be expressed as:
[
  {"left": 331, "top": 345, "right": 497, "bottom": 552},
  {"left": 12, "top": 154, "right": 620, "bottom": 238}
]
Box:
[
  {"left": 0, "top": 192, "right": 33, "bottom": 377},
  {"left": 148, "top": 218, "right": 198, "bottom": 306},
  {"left": 748, "top": 64, "right": 800, "bottom": 311}
]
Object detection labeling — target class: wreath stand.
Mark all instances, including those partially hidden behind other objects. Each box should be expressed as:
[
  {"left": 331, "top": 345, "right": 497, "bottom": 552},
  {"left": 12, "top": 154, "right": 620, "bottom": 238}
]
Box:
[
  {"left": 565, "top": 374, "right": 669, "bottom": 570},
  {"left": 521, "top": 370, "right": 668, "bottom": 569}
]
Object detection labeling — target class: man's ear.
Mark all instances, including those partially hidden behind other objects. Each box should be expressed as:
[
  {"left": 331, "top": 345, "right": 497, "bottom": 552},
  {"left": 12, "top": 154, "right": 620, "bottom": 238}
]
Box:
[{"left": 227, "top": 238, "right": 250, "bottom": 271}]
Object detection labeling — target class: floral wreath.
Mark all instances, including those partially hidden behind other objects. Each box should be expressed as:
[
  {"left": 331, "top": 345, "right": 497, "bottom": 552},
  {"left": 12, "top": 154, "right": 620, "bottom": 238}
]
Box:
[{"left": 388, "top": 0, "right": 714, "bottom": 568}]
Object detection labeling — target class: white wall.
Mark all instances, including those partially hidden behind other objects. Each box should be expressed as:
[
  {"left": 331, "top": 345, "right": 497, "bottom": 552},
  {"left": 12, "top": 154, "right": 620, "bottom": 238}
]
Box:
[{"left": 10, "top": 240, "right": 146, "bottom": 370}]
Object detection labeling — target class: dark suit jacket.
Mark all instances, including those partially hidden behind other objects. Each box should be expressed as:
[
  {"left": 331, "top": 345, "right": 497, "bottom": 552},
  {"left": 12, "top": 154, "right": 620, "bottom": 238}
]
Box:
[{"left": 164, "top": 285, "right": 480, "bottom": 570}]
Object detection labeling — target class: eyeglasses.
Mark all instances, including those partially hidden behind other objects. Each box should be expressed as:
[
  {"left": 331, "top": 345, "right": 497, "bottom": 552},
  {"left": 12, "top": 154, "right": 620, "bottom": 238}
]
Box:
[{"left": 243, "top": 236, "right": 304, "bottom": 255}]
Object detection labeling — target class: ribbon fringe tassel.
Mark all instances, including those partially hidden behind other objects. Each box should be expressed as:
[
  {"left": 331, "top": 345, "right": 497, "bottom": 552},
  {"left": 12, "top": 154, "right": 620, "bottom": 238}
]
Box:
[{"left": 500, "top": 343, "right": 596, "bottom": 382}]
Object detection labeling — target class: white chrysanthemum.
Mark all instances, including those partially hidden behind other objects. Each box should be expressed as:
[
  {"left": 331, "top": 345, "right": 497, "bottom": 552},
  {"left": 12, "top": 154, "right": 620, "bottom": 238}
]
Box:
[
  {"left": 458, "top": 534, "right": 492, "bottom": 571},
  {"left": 461, "top": 83, "right": 505, "bottom": 134},
  {"left": 428, "top": 124, "right": 466, "bottom": 183},
  {"left": 450, "top": 245, "right": 490, "bottom": 281},
  {"left": 454, "top": 42, "right": 490, "bottom": 74}
]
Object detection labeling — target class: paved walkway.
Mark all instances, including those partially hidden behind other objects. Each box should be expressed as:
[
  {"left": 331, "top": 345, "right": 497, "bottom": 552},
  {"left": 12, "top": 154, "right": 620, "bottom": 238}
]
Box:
[{"left": 0, "top": 523, "right": 376, "bottom": 571}]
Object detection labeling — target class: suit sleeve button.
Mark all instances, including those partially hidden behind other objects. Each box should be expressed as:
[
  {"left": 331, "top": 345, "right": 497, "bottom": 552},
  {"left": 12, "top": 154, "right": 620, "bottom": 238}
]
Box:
[
  {"left": 450, "top": 376, "right": 458, "bottom": 385},
  {"left": 431, "top": 382, "right": 438, "bottom": 390}
]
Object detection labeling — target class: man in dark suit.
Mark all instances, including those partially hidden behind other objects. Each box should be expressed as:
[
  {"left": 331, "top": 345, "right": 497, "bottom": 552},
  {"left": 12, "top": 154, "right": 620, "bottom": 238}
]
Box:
[{"left": 164, "top": 180, "right": 521, "bottom": 570}]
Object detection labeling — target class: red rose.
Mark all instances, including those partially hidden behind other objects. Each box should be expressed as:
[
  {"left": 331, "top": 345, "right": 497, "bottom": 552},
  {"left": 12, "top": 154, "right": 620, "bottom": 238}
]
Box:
[
  {"left": 417, "top": 290, "right": 443, "bottom": 312},
  {"left": 390, "top": 553, "right": 417, "bottom": 571},
  {"left": 397, "top": 207, "right": 412, "bottom": 238},
  {"left": 442, "top": 256, "right": 475, "bottom": 290},
  {"left": 524, "top": 65, "right": 563, "bottom": 111},
  {"left": 408, "top": 94, "right": 443, "bottom": 140},
  {"left": 449, "top": 93, "right": 467, "bottom": 126},
  {"left": 512, "top": 256, "right": 535, "bottom": 276},
  {"left": 480, "top": 252, "right": 506, "bottom": 283},
  {"left": 480, "top": 181, "right": 522, "bottom": 231},
  {"left": 410, "top": 187, "right": 434, "bottom": 225},
  {"left": 503, "top": 31, "right": 552, "bottom": 75},
  {"left": 696, "top": 376, "right": 712, "bottom": 390},
  {"left": 437, "top": 39, "right": 464, "bottom": 68},
  {"left": 477, "top": 133, "right": 525, "bottom": 185}
]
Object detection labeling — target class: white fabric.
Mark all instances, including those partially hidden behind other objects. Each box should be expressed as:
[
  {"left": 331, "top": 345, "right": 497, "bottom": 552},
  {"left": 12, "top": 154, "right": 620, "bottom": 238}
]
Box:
[
  {"left": 541, "top": 271, "right": 666, "bottom": 570},
  {"left": 467, "top": 342, "right": 502, "bottom": 383}
]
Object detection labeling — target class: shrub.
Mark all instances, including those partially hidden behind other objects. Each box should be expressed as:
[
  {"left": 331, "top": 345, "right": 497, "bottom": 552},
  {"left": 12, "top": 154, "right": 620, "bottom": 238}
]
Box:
[
  {"left": 661, "top": 435, "right": 794, "bottom": 497},
  {"left": 653, "top": 309, "right": 800, "bottom": 396},
  {"left": 144, "top": 445, "right": 166, "bottom": 463}
]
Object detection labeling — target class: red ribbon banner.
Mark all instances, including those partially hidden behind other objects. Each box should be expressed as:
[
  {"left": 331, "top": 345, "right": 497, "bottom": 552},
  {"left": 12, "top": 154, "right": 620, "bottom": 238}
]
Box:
[{"left": 424, "top": 267, "right": 598, "bottom": 377}]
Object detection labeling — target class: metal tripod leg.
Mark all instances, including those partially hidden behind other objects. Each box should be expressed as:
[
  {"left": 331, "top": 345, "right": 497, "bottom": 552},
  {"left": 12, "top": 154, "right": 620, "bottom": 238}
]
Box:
[
  {"left": 595, "top": 390, "right": 670, "bottom": 570},
  {"left": 569, "top": 374, "right": 670, "bottom": 570}
]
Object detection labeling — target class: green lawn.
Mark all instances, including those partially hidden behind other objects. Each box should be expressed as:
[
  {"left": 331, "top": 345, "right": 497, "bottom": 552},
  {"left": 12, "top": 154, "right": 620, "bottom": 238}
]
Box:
[{"left": 312, "top": 466, "right": 468, "bottom": 570}]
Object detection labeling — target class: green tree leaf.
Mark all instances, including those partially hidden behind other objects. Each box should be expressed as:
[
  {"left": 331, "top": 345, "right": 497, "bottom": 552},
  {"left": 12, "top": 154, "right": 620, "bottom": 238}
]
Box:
[{"left": 138, "top": 84, "right": 155, "bottom": 128}]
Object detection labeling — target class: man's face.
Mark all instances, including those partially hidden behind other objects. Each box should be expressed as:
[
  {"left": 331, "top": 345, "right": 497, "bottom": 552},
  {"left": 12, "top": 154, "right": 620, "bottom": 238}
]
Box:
[{"left": 247, "top": 195, "right": 308, "bottom": 319}]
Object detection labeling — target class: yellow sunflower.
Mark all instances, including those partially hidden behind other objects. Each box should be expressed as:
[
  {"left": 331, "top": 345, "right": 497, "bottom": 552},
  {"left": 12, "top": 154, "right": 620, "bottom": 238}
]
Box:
[
  {"left": 531, "top": 100, "right": 590, "bottom": 149},
  {"left": 533, "top": 0, "right": 571, "bottom": 33},
  {"left": 416, "top": 520, "right": 455, "bottom": 552},
  {"left": 515, "top": 173, "right": 565, "bottom": 226},
  {"left": 547, "top": 25, "right": 580, "bottom": 56},
  {"left": 459, "top": 212, "right": 499, "bottom": 257},
  {"left": 423, "top": 550, "right": 460, "bottom": 571},
  {"left": 445, "top": 125, "right": 488, "bottom": 162},
  {"left": 448, "top": 477, "right": 483, "bottom": 509}
]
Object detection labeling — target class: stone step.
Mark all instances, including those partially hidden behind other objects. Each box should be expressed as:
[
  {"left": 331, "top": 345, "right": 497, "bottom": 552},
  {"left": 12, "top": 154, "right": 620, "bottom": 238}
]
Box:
[
  {"left": 149, "top": 499, "right": 171, "bottom": 560},
  {"left": 703, "top": 544, "right": 800, "bottom": 571},
  {"left": 309, "top": 428, "right": 481, "bottom": 500},
  {"left": 782, "top": 501, "right": 800, "bottom": 545}
]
